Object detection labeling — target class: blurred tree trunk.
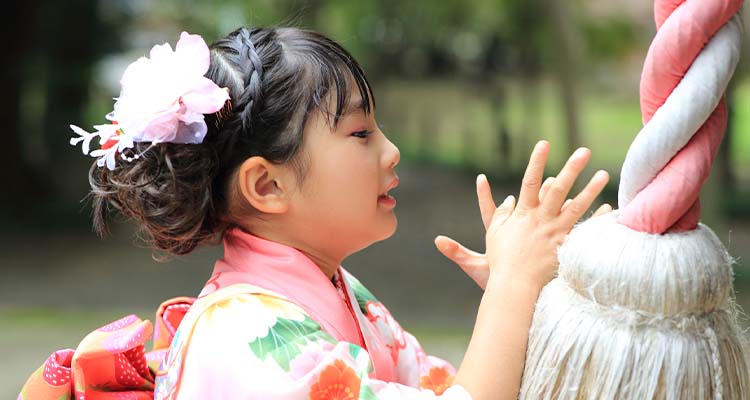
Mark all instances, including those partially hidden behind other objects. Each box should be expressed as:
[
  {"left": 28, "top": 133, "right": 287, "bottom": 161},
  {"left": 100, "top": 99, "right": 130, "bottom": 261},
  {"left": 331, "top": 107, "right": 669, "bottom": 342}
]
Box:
[
  {"left": 490, "top": 84, "right": 511, "bottom": 175},
  {"left": 1, "top": 0, "right": 120, "bottom": 226},
  {"left": 39, "top": 0, "right": 101, "bottom": 189},
  {"left": 545, "top": 0, "right": 582, "bottom": 155},
  {"left": 0, "top": 1, "right": 42, "bottom": 209},
  {"left": 519, "top": 76, "right": 540, "bottom": 168}
]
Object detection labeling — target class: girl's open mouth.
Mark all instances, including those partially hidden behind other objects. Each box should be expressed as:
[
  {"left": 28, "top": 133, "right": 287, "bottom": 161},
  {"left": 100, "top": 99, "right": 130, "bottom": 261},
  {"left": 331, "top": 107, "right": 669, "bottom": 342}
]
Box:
[{"left": 378, "top": 193, "right": 396, "bottom": 207}]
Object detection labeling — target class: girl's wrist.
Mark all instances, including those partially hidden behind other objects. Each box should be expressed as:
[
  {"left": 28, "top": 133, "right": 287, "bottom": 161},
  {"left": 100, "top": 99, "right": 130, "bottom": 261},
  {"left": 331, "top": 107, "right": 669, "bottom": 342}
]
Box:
[{"left": 486, "top": 271, "right": 544, "bottom": 297}]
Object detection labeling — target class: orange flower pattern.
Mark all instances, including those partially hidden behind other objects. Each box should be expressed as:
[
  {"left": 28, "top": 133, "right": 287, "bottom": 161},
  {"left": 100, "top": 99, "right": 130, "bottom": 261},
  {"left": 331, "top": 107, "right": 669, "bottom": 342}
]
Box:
[
  {"left": 420, "top": 366, "right": 454, "bottom": 396},
  {"left": 310, "top": 359, "right": 362, "bottom": 400}
]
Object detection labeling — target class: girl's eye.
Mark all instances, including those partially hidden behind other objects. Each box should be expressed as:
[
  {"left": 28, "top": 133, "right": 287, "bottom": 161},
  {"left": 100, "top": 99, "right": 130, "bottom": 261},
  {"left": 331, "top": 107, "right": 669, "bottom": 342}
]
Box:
[{"left": 351, "top": 130, "right": 372, "bottom": 139}]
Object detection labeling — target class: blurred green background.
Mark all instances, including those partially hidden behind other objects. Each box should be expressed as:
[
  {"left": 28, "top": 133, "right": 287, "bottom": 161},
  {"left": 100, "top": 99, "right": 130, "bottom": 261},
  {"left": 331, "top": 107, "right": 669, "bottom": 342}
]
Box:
[{"left": 1, "top": 0, "right": 749, "bottom": 396}]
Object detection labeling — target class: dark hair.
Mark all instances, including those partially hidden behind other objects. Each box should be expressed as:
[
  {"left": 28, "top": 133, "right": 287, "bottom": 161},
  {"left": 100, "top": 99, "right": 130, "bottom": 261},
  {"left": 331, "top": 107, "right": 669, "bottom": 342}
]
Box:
[{"left": 88, "top": 27, "right": 375, "bottom": 258}]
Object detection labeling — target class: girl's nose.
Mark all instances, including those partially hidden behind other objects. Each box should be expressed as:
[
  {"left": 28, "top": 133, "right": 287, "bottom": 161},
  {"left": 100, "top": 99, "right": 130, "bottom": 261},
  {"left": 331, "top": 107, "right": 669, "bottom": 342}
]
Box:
[{"left": 383, "top": 136, "right": 400, "bottom": 169}]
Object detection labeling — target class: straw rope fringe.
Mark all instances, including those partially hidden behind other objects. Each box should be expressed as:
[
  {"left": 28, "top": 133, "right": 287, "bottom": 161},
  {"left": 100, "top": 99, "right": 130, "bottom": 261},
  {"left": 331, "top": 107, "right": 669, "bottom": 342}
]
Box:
[{"left": 519, "top": 213, "right": 750, "bottom": 399}]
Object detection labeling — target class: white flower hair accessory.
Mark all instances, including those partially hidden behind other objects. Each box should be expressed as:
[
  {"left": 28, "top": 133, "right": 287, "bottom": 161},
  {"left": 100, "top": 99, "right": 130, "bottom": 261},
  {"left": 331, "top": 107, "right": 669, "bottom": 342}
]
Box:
[{"left": 70, "top": 32, "right": 230, "bottom": 170}]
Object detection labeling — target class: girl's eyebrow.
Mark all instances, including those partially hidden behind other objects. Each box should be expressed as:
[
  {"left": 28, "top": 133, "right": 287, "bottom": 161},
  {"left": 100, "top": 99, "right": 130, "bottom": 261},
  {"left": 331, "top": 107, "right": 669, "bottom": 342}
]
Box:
[{"left": 341, "top": 97, "right": 366, "bottom": 117}]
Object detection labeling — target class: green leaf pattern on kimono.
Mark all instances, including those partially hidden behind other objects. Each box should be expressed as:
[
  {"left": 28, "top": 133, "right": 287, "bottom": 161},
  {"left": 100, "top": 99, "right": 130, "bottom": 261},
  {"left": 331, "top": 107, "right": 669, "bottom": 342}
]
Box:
[
  {"left": 360, "top": 384, "right": 379, "bottom": 400},
  {"left": 248, "top": 315, "right": 328, "bottom": 371},
  {"left": 349, "top": 342, "right": 375, "bottom": 376},
  {"left": 345, "top": 273, "right": 380, "bottom": 315}
]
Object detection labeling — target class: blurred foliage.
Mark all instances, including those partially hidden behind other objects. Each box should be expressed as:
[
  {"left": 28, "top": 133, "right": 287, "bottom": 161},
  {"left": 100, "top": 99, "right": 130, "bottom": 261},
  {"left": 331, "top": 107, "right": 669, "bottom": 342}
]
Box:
[
  {"left": 580, "top": 16, "right": 638, "bottom": 61},
  {"left": 5, "top": 0, "right": 749, "bottom": 229},
  {"left": 113, "top": 0, "right": 641, "bottom": 79}
]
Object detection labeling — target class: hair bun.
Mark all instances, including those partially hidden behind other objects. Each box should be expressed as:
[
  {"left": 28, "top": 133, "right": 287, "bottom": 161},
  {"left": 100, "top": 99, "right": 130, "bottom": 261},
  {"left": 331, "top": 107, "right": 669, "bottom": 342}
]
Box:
[{"left": 90, "top": 143, "right": 223, "bottom": 259}]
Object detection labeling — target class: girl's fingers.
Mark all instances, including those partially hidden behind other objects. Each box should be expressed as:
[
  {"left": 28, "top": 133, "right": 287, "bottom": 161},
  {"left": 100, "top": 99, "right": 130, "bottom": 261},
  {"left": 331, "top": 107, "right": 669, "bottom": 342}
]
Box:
[
  {"left": 540, "top": 147, "right": 591, "bottom": 218},
  {"left": 517, "top": 140, "right": 550, "bottom": 211},
  {"left": 435, "top": 235, "right": 490, "bottom": 290},
  {"left": 476, "top": 174, "right": 497, "bottom": 230},
  {"left": 539, "top": 177, "right": 555, "bottom": 202},
  {"left": 559, "top": 170, "right": 610, "bottom": 226},
  {"left": 434, "top": 235, "right": 487, "bottom": 269}
]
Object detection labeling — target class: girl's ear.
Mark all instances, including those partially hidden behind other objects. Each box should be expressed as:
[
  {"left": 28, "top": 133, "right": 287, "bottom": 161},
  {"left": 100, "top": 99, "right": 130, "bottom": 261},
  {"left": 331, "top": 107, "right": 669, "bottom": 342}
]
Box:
[{"left": 237, "top": 156, "right": 292, "bottom": 214}]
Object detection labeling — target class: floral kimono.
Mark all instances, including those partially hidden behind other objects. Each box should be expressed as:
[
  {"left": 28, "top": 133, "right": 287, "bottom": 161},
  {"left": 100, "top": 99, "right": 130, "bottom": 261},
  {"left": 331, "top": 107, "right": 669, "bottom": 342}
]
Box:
[{"left": 154, "top": 228, "right": 472, "bottom": 399}]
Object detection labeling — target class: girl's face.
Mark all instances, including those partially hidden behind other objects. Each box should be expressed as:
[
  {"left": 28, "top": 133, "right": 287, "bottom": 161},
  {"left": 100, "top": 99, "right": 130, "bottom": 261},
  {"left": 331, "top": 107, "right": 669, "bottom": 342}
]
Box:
[{"left": 286, "top": 92, "right": 400, "bottom": 261}]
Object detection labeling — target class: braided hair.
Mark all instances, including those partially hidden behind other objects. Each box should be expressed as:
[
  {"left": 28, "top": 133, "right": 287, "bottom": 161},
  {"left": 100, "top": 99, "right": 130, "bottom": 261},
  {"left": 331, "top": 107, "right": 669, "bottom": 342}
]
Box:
[{"left": 88, "top": 27, "right": 374, "bottom": 258}]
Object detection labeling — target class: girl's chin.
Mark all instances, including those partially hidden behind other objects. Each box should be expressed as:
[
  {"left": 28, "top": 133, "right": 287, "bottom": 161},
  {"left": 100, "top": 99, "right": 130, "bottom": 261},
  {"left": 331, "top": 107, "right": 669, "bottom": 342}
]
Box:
[
  {"left": 378, "top": 215, "right": 398, "bottom": 240},
  {"left": 359, "top": 216, "right": 398, "bottom": 248}
]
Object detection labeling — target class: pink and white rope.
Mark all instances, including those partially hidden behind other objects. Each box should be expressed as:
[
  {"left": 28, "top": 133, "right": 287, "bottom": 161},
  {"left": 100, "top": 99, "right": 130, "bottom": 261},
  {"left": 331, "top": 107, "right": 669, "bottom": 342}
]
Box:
[{"left": 617, "top": 0, "right": 743, "bottom": 234}]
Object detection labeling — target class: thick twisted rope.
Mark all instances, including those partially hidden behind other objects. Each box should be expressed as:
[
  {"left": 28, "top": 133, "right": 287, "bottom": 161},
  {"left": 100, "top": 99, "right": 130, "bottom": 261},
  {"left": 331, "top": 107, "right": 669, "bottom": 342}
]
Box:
[{"left": 617, "top": 0, "right": 743, "bottom": 234}]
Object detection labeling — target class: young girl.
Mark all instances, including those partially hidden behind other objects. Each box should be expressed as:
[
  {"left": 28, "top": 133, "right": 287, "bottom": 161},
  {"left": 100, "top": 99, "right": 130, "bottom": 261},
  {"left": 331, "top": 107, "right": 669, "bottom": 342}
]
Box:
[{"left": 65, "top": 27, "right": 609, "bottom": 399}]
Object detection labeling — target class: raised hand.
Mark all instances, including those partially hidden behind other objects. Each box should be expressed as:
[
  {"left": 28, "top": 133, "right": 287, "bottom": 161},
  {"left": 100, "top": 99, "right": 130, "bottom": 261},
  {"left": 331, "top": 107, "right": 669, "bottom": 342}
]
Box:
[{"left": 435, "top": 141, "right": 611, "bottom": 289}]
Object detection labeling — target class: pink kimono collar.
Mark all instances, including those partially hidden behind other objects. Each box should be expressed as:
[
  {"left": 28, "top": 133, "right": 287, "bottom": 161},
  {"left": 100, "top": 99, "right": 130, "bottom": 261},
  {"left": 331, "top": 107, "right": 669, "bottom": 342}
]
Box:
[
  {"left": 199, "top": 228, "right": 396, "bottom": 381},
  {"left": 201, "top": 227, "right": 363, "bottom": 349}
]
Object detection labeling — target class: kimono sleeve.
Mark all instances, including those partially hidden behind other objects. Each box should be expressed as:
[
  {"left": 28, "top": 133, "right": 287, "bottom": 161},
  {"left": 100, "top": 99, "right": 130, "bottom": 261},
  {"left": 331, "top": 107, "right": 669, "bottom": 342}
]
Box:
[{"left": 166, "top": 292, "right": 471, "bottom": 399}]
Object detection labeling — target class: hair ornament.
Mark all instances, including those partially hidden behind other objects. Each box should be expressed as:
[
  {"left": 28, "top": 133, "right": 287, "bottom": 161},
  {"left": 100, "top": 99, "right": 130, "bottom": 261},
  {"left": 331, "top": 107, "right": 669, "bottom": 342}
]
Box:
[
  {"left": 70, "top": 32, "right": 230, "bottom": 170},
  {"left": 214, "top": 95, "right": 233, "bottom": 130}
]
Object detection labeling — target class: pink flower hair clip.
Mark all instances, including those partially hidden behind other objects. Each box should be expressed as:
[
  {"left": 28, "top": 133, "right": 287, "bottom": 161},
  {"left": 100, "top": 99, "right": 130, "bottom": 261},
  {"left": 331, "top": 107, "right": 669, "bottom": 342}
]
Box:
[{"left": 70, "top": 32, "right": 230, "bottom": 170}]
